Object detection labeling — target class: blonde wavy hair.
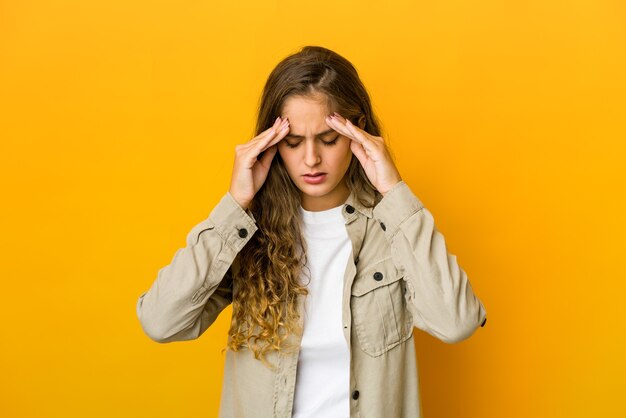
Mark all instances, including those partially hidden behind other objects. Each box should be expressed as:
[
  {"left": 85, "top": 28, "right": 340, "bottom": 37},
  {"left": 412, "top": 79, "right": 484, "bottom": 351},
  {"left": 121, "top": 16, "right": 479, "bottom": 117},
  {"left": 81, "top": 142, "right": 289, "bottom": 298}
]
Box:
[{"left": 224, "top": 45, "right": 387, "bottom": 369}]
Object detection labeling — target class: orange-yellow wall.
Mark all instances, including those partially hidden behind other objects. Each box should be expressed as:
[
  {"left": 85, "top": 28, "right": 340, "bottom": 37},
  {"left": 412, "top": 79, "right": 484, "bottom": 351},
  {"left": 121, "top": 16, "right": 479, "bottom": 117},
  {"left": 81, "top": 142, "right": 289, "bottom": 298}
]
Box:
[{"left": 1, "top": 1, "right": 624, "bottom": 417}]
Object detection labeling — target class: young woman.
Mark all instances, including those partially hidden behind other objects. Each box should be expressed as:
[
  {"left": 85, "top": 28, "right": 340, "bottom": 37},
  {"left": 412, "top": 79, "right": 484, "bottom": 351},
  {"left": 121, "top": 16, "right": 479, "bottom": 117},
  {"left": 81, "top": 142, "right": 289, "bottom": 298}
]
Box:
[{"left": 136, "top": 45, "right": 487, "bottom": 418}]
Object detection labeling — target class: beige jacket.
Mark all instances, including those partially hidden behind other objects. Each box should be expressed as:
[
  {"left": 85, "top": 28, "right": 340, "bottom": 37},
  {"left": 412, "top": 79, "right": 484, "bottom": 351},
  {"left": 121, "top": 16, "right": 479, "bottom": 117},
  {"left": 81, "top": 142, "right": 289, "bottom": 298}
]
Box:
[{"left": 136, "top": 180, "right": 487, "bottom": 418}]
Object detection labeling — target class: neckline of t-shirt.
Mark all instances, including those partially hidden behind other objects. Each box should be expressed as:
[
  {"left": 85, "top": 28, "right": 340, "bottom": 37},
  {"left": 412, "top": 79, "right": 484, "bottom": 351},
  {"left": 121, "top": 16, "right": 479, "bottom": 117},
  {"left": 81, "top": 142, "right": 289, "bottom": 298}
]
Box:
[{"left": 299, "top": 203, "right": 345, "bottom": 225}]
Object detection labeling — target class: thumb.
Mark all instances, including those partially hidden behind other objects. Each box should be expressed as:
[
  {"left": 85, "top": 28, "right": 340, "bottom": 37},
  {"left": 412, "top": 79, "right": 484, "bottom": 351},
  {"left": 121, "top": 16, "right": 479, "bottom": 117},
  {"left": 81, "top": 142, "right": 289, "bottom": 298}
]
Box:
[
  {"left": 258, "top": 144, "right": 278, "bottom": 169},
  {"left": 350, "top": 140, "right": 367, "bottom": 165}
]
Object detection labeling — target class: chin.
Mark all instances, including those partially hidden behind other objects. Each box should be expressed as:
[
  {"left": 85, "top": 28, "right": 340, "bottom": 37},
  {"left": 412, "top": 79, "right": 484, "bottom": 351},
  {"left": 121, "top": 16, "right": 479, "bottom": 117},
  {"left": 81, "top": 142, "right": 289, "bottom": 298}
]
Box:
[
  {"left": 299, "top": 184, "right": 327, "bottom": 193},
  {"left": 297, "top": 181, "right": 334, "bottom": 196}
]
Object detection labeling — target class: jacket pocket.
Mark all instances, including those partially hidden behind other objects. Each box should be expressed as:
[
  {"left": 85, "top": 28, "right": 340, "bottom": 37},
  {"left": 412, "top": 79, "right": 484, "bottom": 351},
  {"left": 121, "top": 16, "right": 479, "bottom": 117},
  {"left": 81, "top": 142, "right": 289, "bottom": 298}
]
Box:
[{"left": 350, "top": 257, "right": 414, "bottom": 357}]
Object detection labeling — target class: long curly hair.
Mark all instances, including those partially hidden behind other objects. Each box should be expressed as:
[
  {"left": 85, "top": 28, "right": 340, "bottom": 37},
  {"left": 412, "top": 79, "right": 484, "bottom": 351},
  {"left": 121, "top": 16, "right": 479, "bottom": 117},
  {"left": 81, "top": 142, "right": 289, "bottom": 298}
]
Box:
[{"left": 225, "top": 45, "right": 387, "bottom": 369}]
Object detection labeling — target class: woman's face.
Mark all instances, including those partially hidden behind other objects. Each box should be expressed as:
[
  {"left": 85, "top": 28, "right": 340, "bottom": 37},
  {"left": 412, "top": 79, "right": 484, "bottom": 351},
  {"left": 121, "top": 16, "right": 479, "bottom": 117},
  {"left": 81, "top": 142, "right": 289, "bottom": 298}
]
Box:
[{"left": 278, "top": 94, "right": 353, "bottom": 212}]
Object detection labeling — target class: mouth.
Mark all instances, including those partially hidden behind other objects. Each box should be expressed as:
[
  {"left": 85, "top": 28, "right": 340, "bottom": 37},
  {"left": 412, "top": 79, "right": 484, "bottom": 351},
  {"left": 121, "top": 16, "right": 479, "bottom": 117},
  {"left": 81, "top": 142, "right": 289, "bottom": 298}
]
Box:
[{"left": 302, "top": 172, "right": 328, "bottom": 184}]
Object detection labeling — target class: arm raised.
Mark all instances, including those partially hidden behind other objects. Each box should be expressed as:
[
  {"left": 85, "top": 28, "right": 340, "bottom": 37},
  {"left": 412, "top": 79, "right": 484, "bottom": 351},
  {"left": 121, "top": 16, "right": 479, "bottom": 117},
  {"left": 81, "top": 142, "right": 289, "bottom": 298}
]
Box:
[
  {"left": 373, "top": 181, "right": 488, "bottom": 344},
  {"left": 136, "top": 192, "right": 257, "bottom": 343}
]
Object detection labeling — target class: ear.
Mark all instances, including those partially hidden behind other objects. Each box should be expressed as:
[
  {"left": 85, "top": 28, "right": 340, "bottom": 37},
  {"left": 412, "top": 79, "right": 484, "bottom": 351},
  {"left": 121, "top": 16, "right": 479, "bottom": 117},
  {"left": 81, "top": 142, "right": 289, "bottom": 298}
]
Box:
[{"left": 357, "top": 115, "right": 366, "bottom": 130}]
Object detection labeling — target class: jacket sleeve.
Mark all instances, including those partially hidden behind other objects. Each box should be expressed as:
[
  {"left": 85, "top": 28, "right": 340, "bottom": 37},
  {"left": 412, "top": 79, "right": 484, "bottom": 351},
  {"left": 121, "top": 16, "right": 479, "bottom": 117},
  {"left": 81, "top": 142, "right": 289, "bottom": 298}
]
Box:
[
  {"left": 372, "top": 180, "right": 487, "bottom": 344},
  {"left": 136, "top": 191, "right": 258, "bottom": 343}
]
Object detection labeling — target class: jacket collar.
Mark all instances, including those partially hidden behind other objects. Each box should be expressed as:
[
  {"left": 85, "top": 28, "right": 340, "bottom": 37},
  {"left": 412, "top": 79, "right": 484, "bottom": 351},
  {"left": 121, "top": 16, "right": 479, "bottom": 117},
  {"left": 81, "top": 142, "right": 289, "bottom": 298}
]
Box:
[{"left": 343, "top": 187, "right": 374, "bottom": 219}]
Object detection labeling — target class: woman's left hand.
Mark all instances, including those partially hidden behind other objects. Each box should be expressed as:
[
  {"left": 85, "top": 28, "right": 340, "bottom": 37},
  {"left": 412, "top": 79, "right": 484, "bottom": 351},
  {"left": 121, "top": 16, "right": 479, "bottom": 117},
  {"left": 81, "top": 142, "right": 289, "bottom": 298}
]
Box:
[{"left": 326, "top": 112, "right": 402, "bottom": 196}]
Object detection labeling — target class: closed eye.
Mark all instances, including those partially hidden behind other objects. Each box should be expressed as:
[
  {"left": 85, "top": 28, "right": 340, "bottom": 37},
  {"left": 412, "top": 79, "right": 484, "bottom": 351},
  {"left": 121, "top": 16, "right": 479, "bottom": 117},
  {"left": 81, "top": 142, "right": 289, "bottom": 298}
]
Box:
[{"left": 285, "top": 135, "right": 340, "bottom": 149}]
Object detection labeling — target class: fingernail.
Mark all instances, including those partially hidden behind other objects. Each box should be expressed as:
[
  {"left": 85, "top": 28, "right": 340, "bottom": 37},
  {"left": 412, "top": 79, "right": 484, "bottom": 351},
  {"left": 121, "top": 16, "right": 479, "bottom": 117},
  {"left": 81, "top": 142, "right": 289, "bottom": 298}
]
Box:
[{"left": 275, "top": 116, "right": 281, "bottom": 124}]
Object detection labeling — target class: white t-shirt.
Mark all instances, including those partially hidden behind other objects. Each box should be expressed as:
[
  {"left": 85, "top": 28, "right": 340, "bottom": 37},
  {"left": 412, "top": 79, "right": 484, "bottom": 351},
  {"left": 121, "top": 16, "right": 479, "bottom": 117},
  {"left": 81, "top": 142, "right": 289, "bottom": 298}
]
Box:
[{"left": 291, "top": 203, "right": 351, "bottom": 418}]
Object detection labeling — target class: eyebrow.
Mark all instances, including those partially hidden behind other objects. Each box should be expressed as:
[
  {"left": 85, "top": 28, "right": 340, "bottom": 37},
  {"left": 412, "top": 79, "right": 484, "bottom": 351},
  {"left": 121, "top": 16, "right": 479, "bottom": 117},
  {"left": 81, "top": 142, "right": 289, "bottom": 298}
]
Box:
[{"left": 284, "top": 128, "right": 335, "bottom": 140}]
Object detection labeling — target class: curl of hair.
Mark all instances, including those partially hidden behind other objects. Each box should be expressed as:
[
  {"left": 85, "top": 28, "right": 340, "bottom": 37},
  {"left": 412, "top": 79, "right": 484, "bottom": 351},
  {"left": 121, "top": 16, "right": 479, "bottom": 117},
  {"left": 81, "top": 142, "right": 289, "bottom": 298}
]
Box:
[{"left": 223, "top": 45, "right": 389, "bottom": 369}]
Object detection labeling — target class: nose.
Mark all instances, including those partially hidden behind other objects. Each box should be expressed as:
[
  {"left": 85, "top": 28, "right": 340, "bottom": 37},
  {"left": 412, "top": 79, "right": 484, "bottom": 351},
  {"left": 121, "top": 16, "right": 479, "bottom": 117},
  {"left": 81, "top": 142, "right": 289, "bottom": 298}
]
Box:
[{"left": 304, "top": 140, "right": 321, "bottom": 167}]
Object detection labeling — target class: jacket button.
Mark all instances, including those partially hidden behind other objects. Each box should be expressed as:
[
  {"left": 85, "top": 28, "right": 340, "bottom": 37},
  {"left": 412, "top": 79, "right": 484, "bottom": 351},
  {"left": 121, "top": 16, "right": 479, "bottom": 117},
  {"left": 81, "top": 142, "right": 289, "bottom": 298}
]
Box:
[
  {"left": 352, "top": 390, "right": 359, "bottom": 400},
  {"left": 373, "top": 272, "right": 383, "bottom": 281},
  {"left": 345, "top": 205, "right": 355, "bottom": 214},
  {"left": 238, "top": 228, "right": 248, "bottom": 238},
  {"left": 380, "top": 222, "right": 386, "bottom": 231},
  {"left": 481, "top": 317, "right": 487, "bottom": 327}
]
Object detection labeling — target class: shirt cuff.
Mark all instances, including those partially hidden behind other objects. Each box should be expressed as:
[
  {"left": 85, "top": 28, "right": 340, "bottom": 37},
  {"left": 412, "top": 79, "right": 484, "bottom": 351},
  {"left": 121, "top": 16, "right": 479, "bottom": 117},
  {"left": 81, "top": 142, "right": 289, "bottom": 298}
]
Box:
[
  {"left": 372, "top": 181, "right": 425, "bottom": 238},
  {"left": 207, "top": 191, "right": 258, "bottom": 252}
]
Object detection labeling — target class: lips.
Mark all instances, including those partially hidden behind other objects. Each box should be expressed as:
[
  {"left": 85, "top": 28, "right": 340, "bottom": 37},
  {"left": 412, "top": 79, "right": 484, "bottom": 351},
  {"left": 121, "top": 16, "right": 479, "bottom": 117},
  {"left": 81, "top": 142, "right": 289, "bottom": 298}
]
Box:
[{"left": 302, "top": 172, "right": 327, "bottom": 184}]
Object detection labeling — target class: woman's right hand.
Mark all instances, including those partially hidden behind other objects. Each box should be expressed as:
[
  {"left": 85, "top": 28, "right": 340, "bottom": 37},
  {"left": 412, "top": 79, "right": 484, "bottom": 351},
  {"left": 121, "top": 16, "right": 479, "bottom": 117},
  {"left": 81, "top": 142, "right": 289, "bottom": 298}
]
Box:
[{"left": 229, "top": 116, "right": 290, "bottom": 210}]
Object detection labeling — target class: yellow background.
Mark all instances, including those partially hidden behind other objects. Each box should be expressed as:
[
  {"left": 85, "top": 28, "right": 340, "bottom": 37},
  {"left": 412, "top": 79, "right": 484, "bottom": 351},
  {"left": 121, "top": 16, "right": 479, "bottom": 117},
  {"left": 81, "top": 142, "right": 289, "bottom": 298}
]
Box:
[{"left": 1, "top": 1, "right": 624, "bottom": 417}]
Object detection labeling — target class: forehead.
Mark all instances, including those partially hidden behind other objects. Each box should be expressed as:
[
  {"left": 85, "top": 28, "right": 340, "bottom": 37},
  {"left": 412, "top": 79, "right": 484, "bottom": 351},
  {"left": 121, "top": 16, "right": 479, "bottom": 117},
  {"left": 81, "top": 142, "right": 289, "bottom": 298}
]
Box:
[{"left": 281, "top": 94, "right": 334, "bottom": 138}]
